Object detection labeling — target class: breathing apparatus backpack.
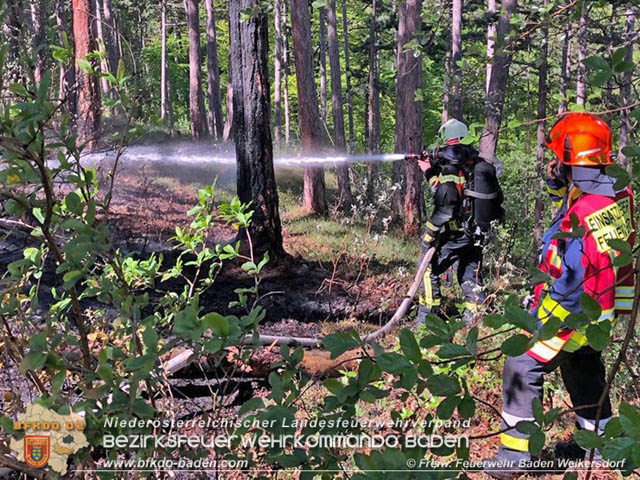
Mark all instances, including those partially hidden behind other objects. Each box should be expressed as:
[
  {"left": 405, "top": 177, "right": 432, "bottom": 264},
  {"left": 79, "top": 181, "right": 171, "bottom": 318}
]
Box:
[{"left": 434, "top": 145, "right": 504, "bottom": 242}]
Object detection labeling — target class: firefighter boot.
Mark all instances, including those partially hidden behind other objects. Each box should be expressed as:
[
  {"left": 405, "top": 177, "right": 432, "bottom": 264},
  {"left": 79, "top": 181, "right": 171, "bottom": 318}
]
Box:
[{"left": 482, "top": 447, "right": 530, "bottom": 480}]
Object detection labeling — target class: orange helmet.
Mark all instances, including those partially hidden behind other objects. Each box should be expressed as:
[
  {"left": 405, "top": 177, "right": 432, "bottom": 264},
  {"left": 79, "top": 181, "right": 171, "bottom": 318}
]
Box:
[{"left": 546, "top": 113, "right": 613, "bottom": 166}]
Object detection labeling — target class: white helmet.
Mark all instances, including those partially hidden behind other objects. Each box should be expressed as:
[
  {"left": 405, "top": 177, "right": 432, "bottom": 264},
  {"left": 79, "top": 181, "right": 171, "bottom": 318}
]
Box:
[{"left": 438, "top": 119, "right": 469, "bottom": 143}]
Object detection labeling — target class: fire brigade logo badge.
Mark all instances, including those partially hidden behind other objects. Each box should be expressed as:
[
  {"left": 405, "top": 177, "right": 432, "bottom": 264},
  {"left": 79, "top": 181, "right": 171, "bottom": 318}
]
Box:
[{"left": 24, "top": 435, "right": 50, "bottom": 468}]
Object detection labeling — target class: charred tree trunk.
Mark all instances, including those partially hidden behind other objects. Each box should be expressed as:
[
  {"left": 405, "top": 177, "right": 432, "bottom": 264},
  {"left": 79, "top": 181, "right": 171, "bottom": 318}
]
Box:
[
  {"left": 73, "top": 0, "right": 101, "bottom": 151},
  {"left": 229, "top": 0, "right": 285, "bottom": 257},
  {"left": 478, "top": 0, "right": 517, "bottom": 159},
  {"left": 395, "top": 0, "right": 423, "bottom": 235},
  {"left": 342, "top": 0, "right": 356, "bottom": 153},
  {"left": 30, "top": 0, "right": 47, "bottom": 83},
  {"left": 283, "top": 0, "right": 291, "bottom": 145},
  {"left": 184, "top": 0, "right": 209, "bottom": 139},
  {"left": 327, "top": 0, "right": 353, "bottom": 210},
  {"left": 533, "top": 1, "right": 549, "bottom": 248},
  {"left": 274, "top": 0, "right": 283, "bottom": 148},
  {"left": 451, "top": 0, "right": 463, "bottom": 120},
  {"left": 618, "top": 8, "right": 635, "bottom": 170},
  {"left": 366, "top": 0, "right": 381, "bottom": 203},
  {"left": 319, "top": 6, "right": 328, "bottom": 125},
  {"left": 576, "top": 1, "right": 587, "bottom": 106},
  {"left": 205, "top": 0, "right": 224, "bottom": 139},
  {"left": 558, "top": 21, "right": 571, "bottom": 114},
  {"left": 486, "top": 0, "right": 496, "bottom": 93},
  {"left": 291, "top": 0, "right": 327, "bottom": 215},
  {"left": 55, "top": 0, "right": 76, "bottom": 112}
]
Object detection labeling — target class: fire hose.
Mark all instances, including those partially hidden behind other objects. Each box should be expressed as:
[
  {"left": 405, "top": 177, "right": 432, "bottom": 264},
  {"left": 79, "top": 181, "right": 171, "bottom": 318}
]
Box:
[{"left": 165, "top": 247, "right": 436, "bottom": 374}]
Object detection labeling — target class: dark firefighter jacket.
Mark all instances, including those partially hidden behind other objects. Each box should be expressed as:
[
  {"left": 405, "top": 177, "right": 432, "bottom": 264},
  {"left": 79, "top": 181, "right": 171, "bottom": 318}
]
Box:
[{"left": 422, "top": 144, "right": 478, "bottom": 244}]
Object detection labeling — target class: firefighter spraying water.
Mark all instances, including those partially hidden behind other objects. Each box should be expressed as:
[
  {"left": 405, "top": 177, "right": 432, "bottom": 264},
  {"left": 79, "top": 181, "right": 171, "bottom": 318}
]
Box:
[{"left": 414, "top": 119, "right": 504, "bottom": 327}]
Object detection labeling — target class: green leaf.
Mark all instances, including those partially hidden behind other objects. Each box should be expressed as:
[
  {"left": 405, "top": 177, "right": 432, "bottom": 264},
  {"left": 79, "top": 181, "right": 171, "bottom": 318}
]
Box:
[
  {"left": 575, "top": 430, "right": 604, "bottom": 449},
  {"left": 620, "top": 403, "right": 640, "bottom": 439},
  {"left": 458, "top": 396, "right": 476, "bottom": 419},
  {"left": 322, "top": 331, "right": 359, "bottom": 359},
  {"left": 564, "top": 313, "right": 590, "bottom": 329},
  {"left": 63, "top": 270, "right": 83, "bottom": 290},
  {"left": 601, "top": 436, "right": 635, "bottom": 461},
  {"left": 581, "top": 294, "right": 602, "bottom": 320},
  {"left": 532, "top": 398, "right": 544, "bottom": 425},
  {"left": 64, "top": 192, "right": 82, "bottom": 215},
  {"left": 586, "top": 324, "right": 609, "bottom": 351},
  {"left": 76, "top": 58, "right": 94, "bottom": 74},
  {"left": 203, "top": 312, "right": 230, "bottom": 337},
  {"left": 357, "top": 359, "right": 375, "bottom": 387},
  {"left": 539, "top": 317, "right": 563, "bottom": 340},
  {"left": 376, "top": 352, "right": 412, "bottom": 374},
  {"left": 465, "top": 326, "right": 479, "bottom": 356},
  {"left": 504, "top": 307, "right": 537, "bottom": 333},
  {"left": 516, "top": 421, "right": 539, "bottom": 435},
  {"left": 501, "top": 334, "right": 532, "bottom": 357},
  {"left": 399, "top": 328, "right": 422, "bottom": 362},
  {"left": 437, "top": 343, "right": 470, "bottom": 359},
  {"left": 484, "top": 314, "right": 506, "bottom": 328},
  {"left": 584, "top": 55, "right": 609, "bottom": 72},
  {"left": 604, "top": 417, "right": 623, "bottom": 438},
  {"left": 427, "top": 375, "right": 461, "bottom": 397},
  {"left": 21, "top": 351, "right": 47, "bottom": 373},
  {"left": 528, "top": 430, "right": 545, "bottom": 456},
  {"left": 436, "top": 396, "right": 461, "bottom": 419},
  {"left": 239, "top": 397, "right": 264, "bottom": 415}
]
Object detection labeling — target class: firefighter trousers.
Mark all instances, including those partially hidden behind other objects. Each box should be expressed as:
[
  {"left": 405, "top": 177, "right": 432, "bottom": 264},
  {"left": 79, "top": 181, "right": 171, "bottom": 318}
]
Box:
[
  {"left": 500, "top": 347, "right": 612, "bottom": 454},
  {"left": 417, "top": 232, "right": 485, "bottom": 324}
]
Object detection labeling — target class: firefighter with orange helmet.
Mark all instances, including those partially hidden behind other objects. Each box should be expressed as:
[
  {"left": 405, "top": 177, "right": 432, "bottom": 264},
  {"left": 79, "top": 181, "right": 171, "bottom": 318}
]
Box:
[{"left": 484, "top": 113, "right": 636, "bottom": 479}]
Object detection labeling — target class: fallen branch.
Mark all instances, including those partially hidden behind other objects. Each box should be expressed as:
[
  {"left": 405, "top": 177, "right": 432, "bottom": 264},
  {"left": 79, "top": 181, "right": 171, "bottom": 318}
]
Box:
[{"left": 164, "top": 248, "right": 436, "bottom": 375}]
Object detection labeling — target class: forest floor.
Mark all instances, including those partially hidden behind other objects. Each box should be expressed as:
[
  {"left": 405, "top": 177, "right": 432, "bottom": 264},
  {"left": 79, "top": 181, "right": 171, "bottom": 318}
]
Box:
[
  {"left": 0, "top": 153, "right": 626, "bottom": 479},
  {"left": 99, "top": 157, "right": 623, "bottom": 479}
]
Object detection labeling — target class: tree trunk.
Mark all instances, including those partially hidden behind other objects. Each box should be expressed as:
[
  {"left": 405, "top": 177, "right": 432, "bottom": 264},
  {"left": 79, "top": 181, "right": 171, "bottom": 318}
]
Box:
[
  {"left": 319, "top": 6, "right": 328, "bottom": 125},
  {"left": 30, "top": 0, "right": 47, "bottom": 83},
  {"left": 576, "top": 1, "right": 587, "bottom": 106},
  {"left": 160, "top": 0, "right": 175, "bottom": 131},
  {"left": 327, "top": 0, "right": 353, "bottom": 210},
  {"left": 229, "top": 0, "right": 285, "bottom": 258},
  {"left": 395, "top": 0, "right": 423, "bottom": 235},
  {"left": 366, "top": 0, "right": 381, "bottom": 203},
  {"left": 73, "top": 0, "right": 101, "bottom": 151},
  {"left": 184, "top": 0, "right": 209, "bottom": 139},
  {"left": 486, "top": 0, "right": 496, "bottom": 93},
  {"left": 95, "top": 0, "right": 111, "bottom": 94},
  {"left": 283, "top": 0, "right": 291, "bottom": 145},
  {"left": 291, "top": 0, "right": 327, "bottom": 215},
  {"left": 341, "top": 0, "right": 356, "bottom": 153},
  {"left": 558, "top": 21, "right": 571, "bottom": 114},
  {"left": 205, "top": 0, "right": 224, "bottom": 139},
  {"left": 442, "top": 29, "right": 451, "bottom": 123},
  {"left": 55, "top": 0, "right": 76, "bottom": 112},
  {"left": 478, "top": 0, "right": 517, "bottom": 159},
  {"left": 274, "top": 0, "right": 283, "bottom": 148},
  {"left": 4, "top": 0, "right": 26, "bottom": 83},
  {"left": 223, "top": 80, "right": 234, "bottom": 141},
  {"left": 533, "top": 0, "right": 549, "bottom": 249},
  {"left": 161, "top": 0, "right": 168, "bottom": 121},
  {"left": 101, "top": 0, "right": 118, "bottom": 74},
  {"left": 618, "top": 8, "right": 635, "bottom": 170},
  {"left": 451, "top": 0, "right": 463, "bottom": 120}
]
